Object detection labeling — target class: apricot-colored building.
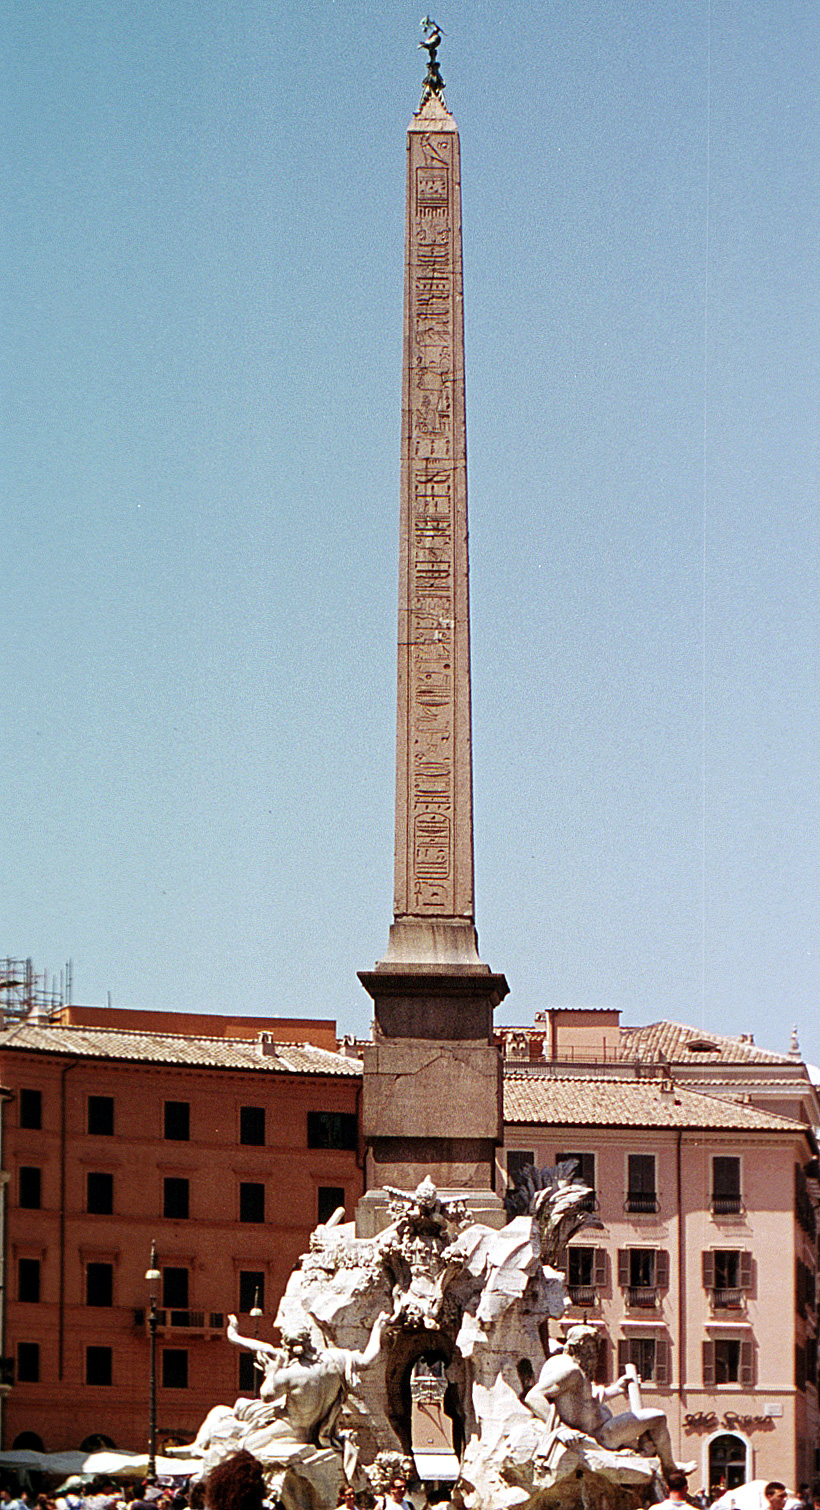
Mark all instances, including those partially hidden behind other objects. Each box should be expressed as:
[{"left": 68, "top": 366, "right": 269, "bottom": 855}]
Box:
[
  {"left": 0, "top": 1008, "right": 363, "bottom": 1453},
  {"left": 500, "top": 1010, "right": 820, "bottom": 1495}
]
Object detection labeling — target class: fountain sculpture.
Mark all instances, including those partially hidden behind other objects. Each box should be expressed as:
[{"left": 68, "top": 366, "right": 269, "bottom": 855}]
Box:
[{"left": 176, "top": 1163, "right": 691, "bottom": 1510}]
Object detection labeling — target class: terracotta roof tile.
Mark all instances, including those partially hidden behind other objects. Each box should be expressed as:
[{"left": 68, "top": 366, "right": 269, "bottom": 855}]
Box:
[
  {"left": 618, "top": 1020, "right": 794, "bottom": 1066},
  {"left": 503, "top": 1074, "right": 805, "bottom": 1132},
  {"left": 0, "top": 1023, "right": 362, "bottom": 1077}
]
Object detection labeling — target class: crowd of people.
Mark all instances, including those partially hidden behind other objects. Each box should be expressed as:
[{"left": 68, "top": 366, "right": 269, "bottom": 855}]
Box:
[
  {"left": 0, "top": 1477, "right": 204, "bottom": 1510},
  {"left": 2, "top": 1457, "right": 818, "bottom": 1510}
]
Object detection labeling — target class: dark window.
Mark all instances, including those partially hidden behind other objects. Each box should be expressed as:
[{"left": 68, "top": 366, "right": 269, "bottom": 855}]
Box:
[
  {"left": 19, "top": 1166, "right": 41, "bottom": 1209},
  {"left": 715, "top": 1338, "right": 741, "bottom": 1383},
  {"left": 240, "top": 1106, "right": 265, "bottom": 1146},
  {"left": 712, "top": 1157, "right": 742, "bottom": 1214},
  {"left": 162, "top": 1268, "right": 189, "bottom": 1310},
  {"left": 795, "top": 1163, "right": 817, "bottom": 1238},
  {"left": 702, "top": 1249, "right": 752, "bottom": 1306},
  {"left": 557, "top": 1152, "right": 596, "bottom": 1194},
  {"left": 162, "top": 1349, "right": 188, "bottom": 1388},
  {"left": 568, "top": 1247, "right": 594, "bottom": 1288},
  {"left": 86, "top": 1263, "right": 113, "bottom": 1307},
  {"left": 703, "top": 1338, "right": 754, "bottom": 1387},
  {"left": 86, "top": 1346, "right": 112, "bottom": 1386},
  {"left": 567, "top": 1246, "right": 605, "bottom": 1305},
  {"left": 630, "top": 1249, "right": 655, "bottom": 1289},
  {"left": 240, "top": 1182, "right": 265, "bottom": 1223},
  {"left": 18, "top": 1259, "right": 40, "bottom": 1304},
  {"left": 626, "top": 1154, "right": 657, "bottom": 1211},
  {"left": 163, "top": 1177, "right": 189, "bottom": 1220},
  {"left": 634, "top": 1336, "right": 657, "bottom": 1382},
  {"left": 507, "top": 1150, "right": 535, "bottom": 1186},
  {"left": 164, "top": 1101, "right": 190, "bottom": 1141},
  {"left": 19, "top": 1090, "right": 42, "bottom": 1130},
  {"left": 618, "top": 1248, "right": 669, "bottom": 1305},
  {"left": 17, "top": 1343, "right": 40, "bottom": 1383},
  {"left": 238, "top": 1351, "right": 256, "bottom": 1392},
  {"left": 88, "top": 1096, "right": 114, "bottom": 1136},
  {"left": 618, "top": 1335, "right": 668, "bottom": 1385},
  {"left": 306, "top": 1111, "right": 358, "bottom": 1151},
  {"left": 714, "top": 1250, "right": 739, "bottom": 1290},
  {"left": 87, "top": 1172, "right": 113, "bottom": 1214},
  {"left": 239, "top": 1271, "right": 265, "bottom": 1314},
  {"left": 318, "top": 1186, "right": 345, "bottom": 1224},
  {"left": 807, "top": 1334, "right": 818, "bottom": 1388}
]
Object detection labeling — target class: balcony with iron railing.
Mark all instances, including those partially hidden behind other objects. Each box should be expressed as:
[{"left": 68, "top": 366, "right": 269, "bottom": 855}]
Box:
[
  {"left": 567, "top": 1285, "right": 598, "bottom": 1308},
  {"left": 625, "top": 1285, "right": 659, "bottom": 1308},
  {"left": 710, "top": 1195, "right": 743, "bottom": 1216},
  {"left": 624, "top": 1192, "right": 659, "bottom": 1214},
  {"left": 712, "top": 1288, "right": 744, "bottom": 1310}
]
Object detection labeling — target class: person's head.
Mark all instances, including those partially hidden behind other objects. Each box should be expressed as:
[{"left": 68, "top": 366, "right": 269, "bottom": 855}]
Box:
[
  {"left": 387, "top": 1479, "right": 407, "bottom": 1504},
  {"left": 187, "top": 1484, "right": 206, "bottom": 1510},
  {"left": 205, "top": 1452, "right": 266, "bottom": 1510},
  {"left": 666, "top": 1472, "right": 689, "bottom": 1497},
  {"left": 765, "top": 1485, "right": 788, "bottom": 1510},
  {"left": 565, "top": 1324, "right": 599, "bottom": 1377}
]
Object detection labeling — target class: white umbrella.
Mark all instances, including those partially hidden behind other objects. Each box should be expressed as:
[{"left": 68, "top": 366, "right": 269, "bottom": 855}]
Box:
[
  {"left": 712, "top": 1483, "right": 798, "bottom": 1510},
  {"left": 0, "top": 1449, "right": 201, "bottom": 1481}
]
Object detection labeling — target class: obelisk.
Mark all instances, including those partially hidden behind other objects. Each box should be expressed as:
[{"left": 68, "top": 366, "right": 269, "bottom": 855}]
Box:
[{"left": 357, "top": 32, "right": 508, "bottom": 1233}]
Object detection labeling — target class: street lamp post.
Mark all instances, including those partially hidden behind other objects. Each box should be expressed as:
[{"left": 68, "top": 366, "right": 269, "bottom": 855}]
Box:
[
  {"left": 145, "top": 1240, "right": 161, "bottom": 1481},
  {"left": 250, "top": 1287, "right": 263, "bottom": 1396}
]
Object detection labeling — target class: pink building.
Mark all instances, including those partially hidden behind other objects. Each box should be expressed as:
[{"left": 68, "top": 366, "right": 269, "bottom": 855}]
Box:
[{"left": 500, "top": 1010, "right": 820, "bottom": 1495}]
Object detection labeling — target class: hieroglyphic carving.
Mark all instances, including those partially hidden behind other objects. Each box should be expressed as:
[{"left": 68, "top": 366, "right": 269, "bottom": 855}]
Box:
[{"left": 407, "top": 127, "right": 458, "bottom": 913}]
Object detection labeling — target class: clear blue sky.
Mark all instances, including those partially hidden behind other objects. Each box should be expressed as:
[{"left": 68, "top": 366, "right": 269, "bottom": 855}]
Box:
[{"left": 3, "top": 0, "right": 819, "bottom": 1054}]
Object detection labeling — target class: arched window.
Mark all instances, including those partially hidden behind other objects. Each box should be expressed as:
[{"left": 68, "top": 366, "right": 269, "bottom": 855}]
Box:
[
  {"left": 12, "top": 1432, "right": 44, "bottom": 1451},
  {"left": 80, "top": 1433, "right": 116, "bottom": 1451},
  {"left": 708, "top": 1432, "right": 747, "bottom": 1496}
]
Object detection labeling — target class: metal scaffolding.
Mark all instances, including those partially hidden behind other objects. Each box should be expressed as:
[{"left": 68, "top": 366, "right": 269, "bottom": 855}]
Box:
[{"left": 0, "top": 957, "right": 70, "bottom": 1022}]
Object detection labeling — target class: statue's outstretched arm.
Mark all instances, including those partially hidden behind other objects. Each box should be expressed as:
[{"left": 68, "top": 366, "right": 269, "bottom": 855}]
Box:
[
  {"left": 353, "top": 1310, "right": 391, "bottom": 1367},
  {"left": 226, "top": 1313, "right": 280, "bottom": 1358}
]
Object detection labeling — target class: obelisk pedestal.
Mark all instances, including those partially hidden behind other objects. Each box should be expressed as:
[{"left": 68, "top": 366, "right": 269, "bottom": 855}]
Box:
[{"left": 357, "top": 74, "right": 508, "bottom": 1236}]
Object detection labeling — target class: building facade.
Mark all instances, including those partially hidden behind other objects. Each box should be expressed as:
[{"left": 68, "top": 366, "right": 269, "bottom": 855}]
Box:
[
  {"left": 3, "top": 996, "right": 817, "bottom": 1490},
  {"left": 500, "top": 1010, "right": 820, "bottom": 1494},
  {"left": 0, "top": 1009, "right": 363, "bottom": 1453}
]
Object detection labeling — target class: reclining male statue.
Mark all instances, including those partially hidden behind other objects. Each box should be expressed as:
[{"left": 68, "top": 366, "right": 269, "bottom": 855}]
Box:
[{"left": 524, "top": 1324, "right": 695, "bottom": 1481}]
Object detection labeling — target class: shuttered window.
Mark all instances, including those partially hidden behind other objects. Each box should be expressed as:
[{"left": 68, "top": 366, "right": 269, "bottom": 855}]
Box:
[{"left": 703, "top": 1338, "right": 754, "bottom": 1386}]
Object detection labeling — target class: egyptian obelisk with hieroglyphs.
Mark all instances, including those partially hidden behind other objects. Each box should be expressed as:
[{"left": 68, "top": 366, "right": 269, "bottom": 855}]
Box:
[{"left": 357, "top": 33, "right": 508, "bottom": 1233}]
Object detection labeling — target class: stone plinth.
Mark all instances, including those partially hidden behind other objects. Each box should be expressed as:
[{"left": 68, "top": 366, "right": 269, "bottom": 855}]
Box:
[{"left": 357, "top": 966, "right": 508, "bottom": 1229}]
